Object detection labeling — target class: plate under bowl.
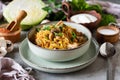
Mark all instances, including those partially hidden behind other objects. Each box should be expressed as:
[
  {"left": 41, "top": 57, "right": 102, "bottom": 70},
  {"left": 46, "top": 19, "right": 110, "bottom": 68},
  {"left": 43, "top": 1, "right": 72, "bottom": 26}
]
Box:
[{"left": 19, "top": 38, "right": 99, "bottom": 73}]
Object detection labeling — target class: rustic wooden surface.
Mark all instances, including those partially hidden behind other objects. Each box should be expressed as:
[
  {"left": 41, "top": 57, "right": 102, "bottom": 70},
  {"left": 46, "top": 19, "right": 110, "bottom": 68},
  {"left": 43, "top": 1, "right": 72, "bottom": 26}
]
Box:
[{"left": 2, "top": 0, "right": 120, "bottom": 80}]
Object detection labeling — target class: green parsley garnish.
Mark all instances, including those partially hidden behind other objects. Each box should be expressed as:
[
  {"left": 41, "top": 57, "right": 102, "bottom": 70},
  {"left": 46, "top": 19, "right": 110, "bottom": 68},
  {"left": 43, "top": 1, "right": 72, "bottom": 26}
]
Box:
[
  {"left": 72, "top": 31, "right": 76, "bottom": 39},
  {"left": 71, "top": 31, "right": 76, "bottom": 41},
  {"left": 42, "top": 25, "right": 51, "bottom": 30},
  {"left": 54, "top": 32, "right": 63, "bottom": 36}
]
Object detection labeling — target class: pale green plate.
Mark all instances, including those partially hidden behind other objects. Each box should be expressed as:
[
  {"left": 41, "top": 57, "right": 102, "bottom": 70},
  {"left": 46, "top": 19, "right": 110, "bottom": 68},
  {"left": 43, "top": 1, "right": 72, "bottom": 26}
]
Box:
[{"left": 19, "top": 38, "right": 99, "bottom": 73}]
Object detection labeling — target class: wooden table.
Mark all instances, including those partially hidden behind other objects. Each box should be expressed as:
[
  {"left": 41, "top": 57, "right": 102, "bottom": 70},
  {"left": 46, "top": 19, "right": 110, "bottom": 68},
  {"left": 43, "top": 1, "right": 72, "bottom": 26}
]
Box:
[{"left": 2, "top": 0, "right": 120, "bottom": 80}]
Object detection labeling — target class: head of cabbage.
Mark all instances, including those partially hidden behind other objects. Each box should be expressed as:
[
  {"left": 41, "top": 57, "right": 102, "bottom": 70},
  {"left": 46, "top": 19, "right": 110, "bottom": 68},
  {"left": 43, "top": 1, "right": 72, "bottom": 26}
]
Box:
[{"left": 3, "top": 0, "right": 48, "bottom": 30}]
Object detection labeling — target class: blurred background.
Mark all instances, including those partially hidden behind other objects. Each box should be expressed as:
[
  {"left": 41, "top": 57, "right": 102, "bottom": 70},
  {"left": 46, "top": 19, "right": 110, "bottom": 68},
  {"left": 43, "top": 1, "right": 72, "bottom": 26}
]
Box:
[
  {"left": 1, "top": 0, "right": 120, "bottom": 3},
  {"left": 99, "top": 0, "right": 120, "bottom": 3}
]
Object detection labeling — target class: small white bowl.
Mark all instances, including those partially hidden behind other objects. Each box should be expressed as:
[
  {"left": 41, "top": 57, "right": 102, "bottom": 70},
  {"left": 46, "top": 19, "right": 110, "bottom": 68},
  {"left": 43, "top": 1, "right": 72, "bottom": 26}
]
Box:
[
  {"left": 27, "top": 21, "right": 92, "bottom": 62},
  {"left": 96, "top": 25, "right": 120, "bottom": 43}
]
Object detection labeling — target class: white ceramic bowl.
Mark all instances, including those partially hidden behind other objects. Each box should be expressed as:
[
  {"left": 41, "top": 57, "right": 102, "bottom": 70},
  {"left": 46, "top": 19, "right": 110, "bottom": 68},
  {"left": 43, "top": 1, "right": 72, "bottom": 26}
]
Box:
[{"left": 27, "top": 21, "right": 92, "bottom": 62}]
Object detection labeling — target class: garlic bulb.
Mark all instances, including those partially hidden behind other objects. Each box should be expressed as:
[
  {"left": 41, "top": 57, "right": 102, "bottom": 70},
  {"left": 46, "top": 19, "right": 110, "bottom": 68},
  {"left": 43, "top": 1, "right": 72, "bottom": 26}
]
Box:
[{"left": 99, "top": 42, "right": 107, "bottom": 57}]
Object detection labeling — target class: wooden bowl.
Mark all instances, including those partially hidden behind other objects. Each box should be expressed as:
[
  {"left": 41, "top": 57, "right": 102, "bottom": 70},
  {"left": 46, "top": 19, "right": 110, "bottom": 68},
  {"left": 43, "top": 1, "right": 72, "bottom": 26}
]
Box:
[
  {"left": 96, "top": 25, "right": 120, "bottom": 43},
  {"left": 0, "top": 23, "right": 21, "bottom": 43},
  {"left": 62, "top": 2, "right": 101, "bottom": 31}
]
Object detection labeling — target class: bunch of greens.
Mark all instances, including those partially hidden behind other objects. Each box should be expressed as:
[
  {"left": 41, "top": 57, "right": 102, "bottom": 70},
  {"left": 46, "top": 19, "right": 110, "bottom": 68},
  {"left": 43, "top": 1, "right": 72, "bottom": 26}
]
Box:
[
  {"left": 43, "top": 0, "right": 116, "bottom": 26},
  {"left": 43, "top": 0, "right": 66, "bottom": 21},
  {"left": 99, "top": 14, "right": 116, "bottom": 26},
  {"left": 67, "top": 0, "right": 116, "bottom": 26},
  {"left": 69, "top": 0, "right": 102, "bottom": 13}
]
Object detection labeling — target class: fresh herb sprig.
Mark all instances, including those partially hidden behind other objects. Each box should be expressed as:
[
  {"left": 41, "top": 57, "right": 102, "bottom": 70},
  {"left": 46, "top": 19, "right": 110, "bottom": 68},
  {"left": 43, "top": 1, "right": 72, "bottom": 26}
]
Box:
[
  {"left": 42, "top": 25, "right": 51, "bottom": 30},
  {"left": 71, "top": 31, "right": 76, "bottom": 41},
  {"left": 43, "top": 0, "right": 61, "bottom": 13},
  {"left": 69, "top": 0, "right": 102, "bottom": 13},
  {"left": 99, "top": 14, "right": 116, "bottom": 26},
  {"left": 42, "top": 0, "right": 66, "bottom": 21},
  {"left": 54, "top": 32, "right": 63, "bottom": 36}
]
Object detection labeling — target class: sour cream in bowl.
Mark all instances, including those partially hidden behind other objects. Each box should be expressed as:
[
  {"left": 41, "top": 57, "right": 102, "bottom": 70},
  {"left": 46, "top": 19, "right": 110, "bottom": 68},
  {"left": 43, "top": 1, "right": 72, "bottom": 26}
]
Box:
[
  {"left": 68, "top": 10, "right": 101, "bottom": 31},
  {"left": 96, "top": 25, "right": 120, "bottom": 43},
  {"left": 70, "top": 13, "right": 97, "bottom": 24}
]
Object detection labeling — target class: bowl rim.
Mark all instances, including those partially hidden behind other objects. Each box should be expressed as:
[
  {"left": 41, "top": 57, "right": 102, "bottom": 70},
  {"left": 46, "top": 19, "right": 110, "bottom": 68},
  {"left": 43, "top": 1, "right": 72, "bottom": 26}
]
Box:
[
  {"left": 0, "top": 23, "right": 21, "bottom": 36},
  {"left": 27, "top": 21, "right": 92, "bottom": 51},
  {"left": 97, "top": 26, "right": 120, "bottom": 36}
]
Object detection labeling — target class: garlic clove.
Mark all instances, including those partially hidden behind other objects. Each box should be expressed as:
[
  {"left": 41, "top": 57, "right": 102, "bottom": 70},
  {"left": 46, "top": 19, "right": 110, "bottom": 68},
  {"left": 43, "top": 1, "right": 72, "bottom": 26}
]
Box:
[
  {"left": 0, "top": 47, "right": 7, "bottom": 57},
  {"left": 41, "top": 19, "right": 50, "bottom": 24},
  {"left": 99, "top": 42, "right": 107, "bottom": 57}
]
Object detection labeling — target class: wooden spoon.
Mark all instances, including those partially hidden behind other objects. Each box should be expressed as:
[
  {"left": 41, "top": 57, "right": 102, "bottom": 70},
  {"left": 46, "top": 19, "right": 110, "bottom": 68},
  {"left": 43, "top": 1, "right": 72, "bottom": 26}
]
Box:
[{"left": 6, "top": 10, "right": 27, "bottom": 32}]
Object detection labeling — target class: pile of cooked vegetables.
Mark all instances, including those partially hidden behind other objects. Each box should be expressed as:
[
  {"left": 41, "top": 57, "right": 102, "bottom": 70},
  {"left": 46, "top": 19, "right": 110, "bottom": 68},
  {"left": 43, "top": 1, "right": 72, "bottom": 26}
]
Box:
[{"left": 35, "top": 21, "right": 88, "bottom": 50}]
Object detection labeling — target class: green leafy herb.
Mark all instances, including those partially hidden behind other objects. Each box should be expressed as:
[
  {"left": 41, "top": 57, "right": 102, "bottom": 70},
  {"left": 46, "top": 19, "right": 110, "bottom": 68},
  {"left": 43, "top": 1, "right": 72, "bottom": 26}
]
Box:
[
  {"left": 42, "top": 25, "right": 51, "bottom": 30},
  {"left": 99, "top": 14, "right": 116, "bottom": 26},
  {"left": 54, "top": 32, "right": 63, "bottom": 36},
  {"left": 36, "top": 28, "right": 41, "bottom": 32},
  {"left": 71, "top": 31, "right": 76, "bottom": 40},
  {"left": 85, "top": 5, "right": 102, "bottom": 13},
  {"left": 42, "top": 0, "right": 66, "bottom": 21},
  {"left": 70, "top": 0, "right": 89, "bottom": 11},
  {"left": 43, "top": 7, "right": 53, "bottom": 13},
  {"left": 69, "top": 0, "right": 102, "bottom": 13}
]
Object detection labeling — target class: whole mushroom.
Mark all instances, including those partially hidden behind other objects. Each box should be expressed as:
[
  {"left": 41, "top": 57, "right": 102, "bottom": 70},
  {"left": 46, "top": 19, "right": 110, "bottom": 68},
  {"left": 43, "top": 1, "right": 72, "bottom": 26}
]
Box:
[
  {"left": 6, "top": 40, "right": 14, "bottom": 52},
  {"left": 0, "top": 37, "right": 14, "bottom": 57}
]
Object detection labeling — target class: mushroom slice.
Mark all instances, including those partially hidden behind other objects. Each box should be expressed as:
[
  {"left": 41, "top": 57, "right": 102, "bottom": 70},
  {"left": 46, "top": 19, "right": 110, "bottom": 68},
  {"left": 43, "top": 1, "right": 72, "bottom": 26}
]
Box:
[
  {"left": 6, "top": 40, "right": 14, "bottom": 53},
  {"left": 67, "top": 43, "right": 79, "bottom": 49}
]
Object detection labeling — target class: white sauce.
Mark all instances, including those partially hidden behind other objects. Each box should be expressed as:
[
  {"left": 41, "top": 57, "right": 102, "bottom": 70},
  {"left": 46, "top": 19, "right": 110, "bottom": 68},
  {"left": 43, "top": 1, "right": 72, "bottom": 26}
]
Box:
[
  {"left": 98, "top": 29, "right": 118, "bottom": 35},
  {"left": 70, "top": 13, "right": 97, "bottom": 24}
]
